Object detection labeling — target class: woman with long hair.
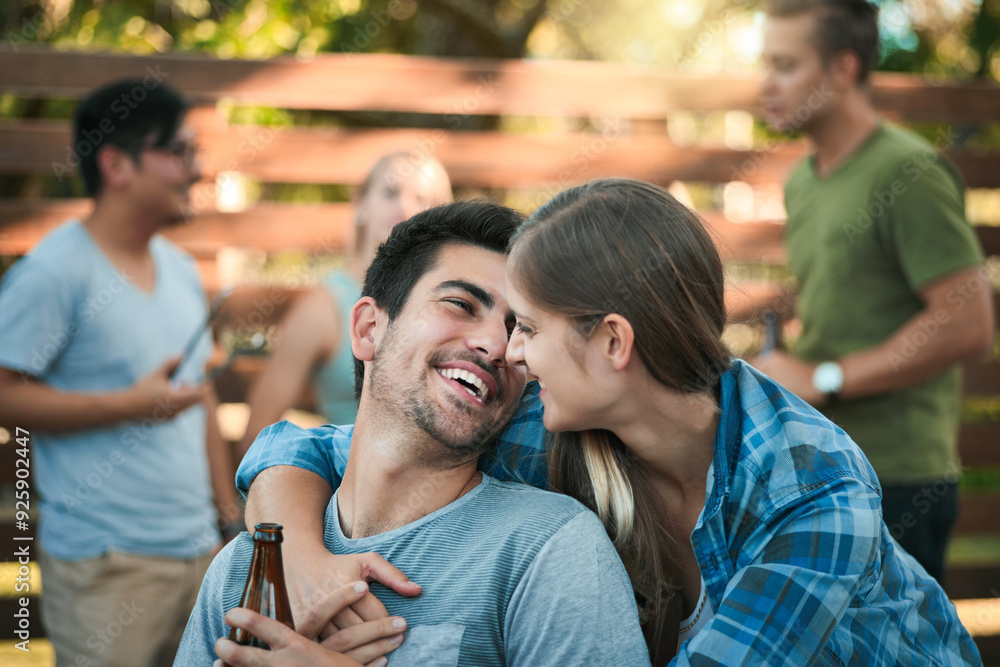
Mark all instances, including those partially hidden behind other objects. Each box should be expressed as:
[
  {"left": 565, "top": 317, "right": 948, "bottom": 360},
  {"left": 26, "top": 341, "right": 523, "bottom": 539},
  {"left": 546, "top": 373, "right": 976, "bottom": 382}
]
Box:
[{"left": 226, "top": 179, "right": 980, "bottom": 666}]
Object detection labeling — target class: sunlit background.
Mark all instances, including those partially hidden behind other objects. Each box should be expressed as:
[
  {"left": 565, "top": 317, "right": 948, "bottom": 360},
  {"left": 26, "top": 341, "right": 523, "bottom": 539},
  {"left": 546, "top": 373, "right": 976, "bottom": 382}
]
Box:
[{"left": 2, "top": 0, "right": 999, "bottom": 663}]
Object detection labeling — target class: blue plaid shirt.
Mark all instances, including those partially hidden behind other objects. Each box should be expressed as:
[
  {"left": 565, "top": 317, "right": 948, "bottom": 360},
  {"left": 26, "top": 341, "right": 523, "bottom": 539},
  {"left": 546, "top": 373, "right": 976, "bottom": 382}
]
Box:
[{"left": 237, "top": 359, "right": 980, "bottom": 666}]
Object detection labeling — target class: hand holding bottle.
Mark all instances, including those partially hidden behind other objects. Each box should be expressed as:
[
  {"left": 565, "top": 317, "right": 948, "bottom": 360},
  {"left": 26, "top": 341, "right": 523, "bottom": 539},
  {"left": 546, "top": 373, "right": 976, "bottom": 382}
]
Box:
[{"left": 214, "top": 581, "right": 406, "bottom": 667}]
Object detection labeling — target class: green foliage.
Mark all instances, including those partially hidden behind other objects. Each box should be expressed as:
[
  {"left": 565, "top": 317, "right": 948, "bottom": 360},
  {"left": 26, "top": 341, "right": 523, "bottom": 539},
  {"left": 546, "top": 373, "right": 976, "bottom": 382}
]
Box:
[
  {"left": 964, "top": 396, "right": 1000, "bottom": 424},
  {"left": 959, "top": 466, "right": 1000, "bottom": 493},
  {"left": 2, "top": 0, "right": 996, "bottom": 78},
  {"left": 1, "top": 0, "right": 547, "bottom": 58}
]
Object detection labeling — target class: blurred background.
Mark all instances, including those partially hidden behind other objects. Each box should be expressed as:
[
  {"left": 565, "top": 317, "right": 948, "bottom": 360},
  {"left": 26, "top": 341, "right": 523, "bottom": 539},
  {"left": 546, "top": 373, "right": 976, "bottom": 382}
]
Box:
[{"left": 1, "top": 0, "right": 999, "bottom": 664}]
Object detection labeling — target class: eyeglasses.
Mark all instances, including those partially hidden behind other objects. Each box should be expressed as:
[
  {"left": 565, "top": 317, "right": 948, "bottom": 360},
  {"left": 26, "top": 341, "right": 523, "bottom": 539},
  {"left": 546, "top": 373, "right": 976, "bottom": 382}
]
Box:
[{"left": 140, "top": 139, "right": 203, "bottom": 166}]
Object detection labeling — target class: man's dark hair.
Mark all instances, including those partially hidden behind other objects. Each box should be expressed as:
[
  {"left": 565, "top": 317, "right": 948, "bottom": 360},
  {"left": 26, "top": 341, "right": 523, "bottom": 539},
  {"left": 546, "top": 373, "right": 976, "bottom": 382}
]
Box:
[
  {"left": 73, "top": 79, "right": 190, "bottom": 197},
  {"left": 353, "top": 199, "right": 524, "bottom": 398},
  {"left": 765, "top": 0, "right": 881, "bottom": 84}
]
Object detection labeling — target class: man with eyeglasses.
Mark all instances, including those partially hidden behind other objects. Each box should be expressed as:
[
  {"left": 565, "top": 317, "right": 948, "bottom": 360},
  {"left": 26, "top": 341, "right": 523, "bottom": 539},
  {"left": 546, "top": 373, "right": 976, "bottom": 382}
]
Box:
[{"left": 0, "top": 79, "right": 236, "bottom": 666}]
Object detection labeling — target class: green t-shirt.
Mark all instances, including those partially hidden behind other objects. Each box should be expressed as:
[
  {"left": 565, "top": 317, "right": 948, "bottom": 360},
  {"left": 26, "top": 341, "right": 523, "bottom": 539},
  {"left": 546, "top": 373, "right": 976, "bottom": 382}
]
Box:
[{"left": 784, "top": 124, "right": 984, "bottom": 483}]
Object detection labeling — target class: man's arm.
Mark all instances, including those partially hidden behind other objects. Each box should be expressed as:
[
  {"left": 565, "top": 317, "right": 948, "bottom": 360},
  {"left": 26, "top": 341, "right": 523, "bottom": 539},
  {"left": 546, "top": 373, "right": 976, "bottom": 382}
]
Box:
[
  {"left": 233, "top": 392, "right": 552, "bottom": 634},
  {"left": 0, "top": 261, "right": 203, "bottom": 429},
  {"left": 236, "top": 288, "right": 341, "bottom": 459},
  {"left": 240, "top": 421, "right": 422, "bottom": 638},
  {"left": 0, "top": 360, "right": 206, "bottom": 430},
  {"left": 244, "top": 465, "right": 338, "bottom": 628},
  {"left": 839, "top": 266, "right": 994, "bottom": 397},
  {"left": 204, "top": 387, "right": 241, "bottom": 533},
  {"left": 752, "top": 265, "right": 994, "bottom": 404},
  {"left": 504, "top": 511, "right": 650, "bottom": 666}
]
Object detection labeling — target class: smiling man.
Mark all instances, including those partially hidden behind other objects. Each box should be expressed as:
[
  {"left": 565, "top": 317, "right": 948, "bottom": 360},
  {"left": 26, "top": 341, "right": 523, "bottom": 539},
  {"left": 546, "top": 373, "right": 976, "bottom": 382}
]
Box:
[
  {"left": 175, "top": 201, "right": 650, "bottom": 666},
  {"left": 0, "top": 80, "right": 235, "bottom": 666}
]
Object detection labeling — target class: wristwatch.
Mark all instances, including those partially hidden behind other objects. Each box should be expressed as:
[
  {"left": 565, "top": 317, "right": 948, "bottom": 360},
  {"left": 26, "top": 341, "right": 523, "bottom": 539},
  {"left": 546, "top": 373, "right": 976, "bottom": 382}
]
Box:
[{"left": 812, "top": 361, "right": 844, "bottom": 397}]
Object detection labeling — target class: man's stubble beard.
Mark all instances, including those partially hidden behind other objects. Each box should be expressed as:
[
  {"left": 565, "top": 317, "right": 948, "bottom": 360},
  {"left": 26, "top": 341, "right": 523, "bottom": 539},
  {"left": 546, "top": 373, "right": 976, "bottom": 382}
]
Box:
[{"left": 368, "top": 322, "right": 515, "bottom": 467}]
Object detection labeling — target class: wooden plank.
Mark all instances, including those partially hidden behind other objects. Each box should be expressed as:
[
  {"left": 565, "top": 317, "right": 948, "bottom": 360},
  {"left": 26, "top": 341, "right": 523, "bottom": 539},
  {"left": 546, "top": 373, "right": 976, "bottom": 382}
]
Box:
[
  {"left": 213, "top": 285, "right": 308, "bottom": 333},
  {"left": 2, "top": 198, "right": 993, "bottom": 266},
  {"left": 0, "top": 200, "right": 352, "bottom": 256},
  {"left": 697, "top": 223, "right": 993, "bottom": 270},
  {"left": 0, "top": 120, "right": 807, "bottom": 187},
  {"left": 1, "top": 48, "right": 999, "bottom": 123},
  {"left": 974, "top": 636, "right": 1000, "bottom": 666},
  {"left": 978, "top": 226, "right": 1000, "bottom": 258},
  {"left": 703, "top": 215, "right": 786, "bottom": 263},
  {"left": 214, "top": 356, "right": 318, "bottom": 411},
  {"left": 946, "top": 564, "right": 1000, "bottom": 600},
  {"left": 965, "top": 360, "right": 1000, "bottom": 396},
  {"left": 959, "top": 424, "right": 1000, "bottom": 467},
  {"left": 0, "top": 201, "right": 785, "bottom": 257},
  {"left": 954, "top": 494, "right": 1000, "bottom": 535},
  {"left": 6, "top": 120, "right": 1000, "bottom": 189}
]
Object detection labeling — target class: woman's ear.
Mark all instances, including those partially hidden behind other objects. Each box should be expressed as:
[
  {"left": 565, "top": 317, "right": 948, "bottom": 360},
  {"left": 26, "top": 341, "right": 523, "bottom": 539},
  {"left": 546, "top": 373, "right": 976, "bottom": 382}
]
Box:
[
  {"left": 349, "top": 297, "right": 382, "bottom": 361},
  {"left": 600, "top": 313, "right": 635, "bottom": 371}
]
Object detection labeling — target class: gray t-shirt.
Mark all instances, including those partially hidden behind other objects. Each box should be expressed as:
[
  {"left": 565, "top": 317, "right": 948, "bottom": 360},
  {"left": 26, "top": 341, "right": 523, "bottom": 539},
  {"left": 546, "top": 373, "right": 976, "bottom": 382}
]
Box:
[{"left": 176, "top": 474, "right": 650, "bottom": 666}]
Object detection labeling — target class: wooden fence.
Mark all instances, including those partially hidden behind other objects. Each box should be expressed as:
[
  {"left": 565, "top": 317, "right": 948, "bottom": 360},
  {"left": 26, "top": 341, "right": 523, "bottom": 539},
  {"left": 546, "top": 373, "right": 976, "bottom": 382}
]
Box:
[{"left": 0, "top": 46, "right": 998, "bottom": 658}]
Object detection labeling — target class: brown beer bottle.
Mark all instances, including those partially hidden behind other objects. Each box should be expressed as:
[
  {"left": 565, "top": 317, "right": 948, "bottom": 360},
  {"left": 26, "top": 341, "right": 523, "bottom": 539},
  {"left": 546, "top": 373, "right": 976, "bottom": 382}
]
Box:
[
  {"left": 760, "top": 309, "right": 783, "bottom": 354},
  {"left": 226, "top": 523, "right": 295, "bottom": 658}
]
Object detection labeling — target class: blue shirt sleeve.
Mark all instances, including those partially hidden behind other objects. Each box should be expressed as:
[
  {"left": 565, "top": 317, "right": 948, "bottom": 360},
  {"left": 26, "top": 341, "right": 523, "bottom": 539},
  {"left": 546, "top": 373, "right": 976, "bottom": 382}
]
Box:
[
  {"left": 236, "top": 383, "right": 551, "bottom": 496},
  {"left": 504, "top": 511, "right": 650, "bottom": 666},
  {"left": 236, "top": 421, "right": 349, "bottom": 497},
  {"left": 0, "top": 260, "right": 74, "bottom": 377},
  {"left": 478, "top": 381, "right": 550, "bottom": 488}
]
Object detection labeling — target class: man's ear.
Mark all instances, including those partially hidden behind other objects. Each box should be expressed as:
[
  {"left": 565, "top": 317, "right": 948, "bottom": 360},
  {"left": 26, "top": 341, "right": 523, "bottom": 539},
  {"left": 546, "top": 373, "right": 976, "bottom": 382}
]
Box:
[
  {"left": 831, "top": 48, "right": 861, "bottom": 89},
  {"left": 349, "top": 297, "right": 383, "bottom": 361},
  {"left": 598, "top": 313, "right": 635, "bottom": 371},
  {"left": 96, "top": 144, "right": 135, "bottom": 191}
]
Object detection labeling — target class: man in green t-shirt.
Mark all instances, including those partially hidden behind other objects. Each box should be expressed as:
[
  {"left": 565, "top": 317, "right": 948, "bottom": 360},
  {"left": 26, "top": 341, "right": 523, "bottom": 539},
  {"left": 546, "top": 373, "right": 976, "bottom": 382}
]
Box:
[{"left": 751, "top": 0, "right": 995, "bottom": 584}]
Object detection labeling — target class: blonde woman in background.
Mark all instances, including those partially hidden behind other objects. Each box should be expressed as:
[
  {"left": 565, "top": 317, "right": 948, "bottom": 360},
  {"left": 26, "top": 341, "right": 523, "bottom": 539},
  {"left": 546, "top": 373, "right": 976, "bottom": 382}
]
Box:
[{"left": 236, "top": 152, "right": 452, "bottom": 458}]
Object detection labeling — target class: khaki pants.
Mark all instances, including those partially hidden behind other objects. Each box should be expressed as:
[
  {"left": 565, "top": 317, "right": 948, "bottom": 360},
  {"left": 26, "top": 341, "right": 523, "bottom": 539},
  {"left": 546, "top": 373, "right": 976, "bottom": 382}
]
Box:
[{"left": 40, "top": 547, "right": 214, "bottom": 667}]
